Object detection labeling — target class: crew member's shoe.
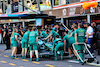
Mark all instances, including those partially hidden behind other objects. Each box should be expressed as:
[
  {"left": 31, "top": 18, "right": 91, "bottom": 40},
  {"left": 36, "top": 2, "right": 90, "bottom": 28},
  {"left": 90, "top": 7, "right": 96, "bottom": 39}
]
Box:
[
  {"left": 36, "top": 58, "right": 39, "bottom": 62},
  {"left": 79, "top": 60, "right": 82, "bottom": 63},
  {"left": 15, "top": 56, "right": 18, "bottom": 58},
  {"left": 30, "top": 58, "right": 32, "bottom": 61},
  {"left": 22, "top": 56, "right": 24, "bottom": 59},
  {"left": 54, "top": 58, "right": 57, "bottom": 61},
  {"left": 24, "top": 56, "right": 26, "bottom": 59},
  {"left": 68, "top": 57, "right": 72, "bottom": 60},
  {"left": 76, "top": 59, "right": 79, "bottom": 61},
  {"left": 61, "top": 56, "right": 63, "bottom": 60},
  {"left": 11, "top": 56, "right": 14, "bottom": 59},
  {"left": 75, "top": 56, "right": 77, "bottom": 59}
]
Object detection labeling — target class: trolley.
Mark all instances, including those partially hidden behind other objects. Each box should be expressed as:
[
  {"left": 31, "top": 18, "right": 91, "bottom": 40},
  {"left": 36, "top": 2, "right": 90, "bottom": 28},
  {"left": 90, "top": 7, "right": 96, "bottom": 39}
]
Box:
[{"left": 71, "top": 43, "right": 99, "bottom": 65}]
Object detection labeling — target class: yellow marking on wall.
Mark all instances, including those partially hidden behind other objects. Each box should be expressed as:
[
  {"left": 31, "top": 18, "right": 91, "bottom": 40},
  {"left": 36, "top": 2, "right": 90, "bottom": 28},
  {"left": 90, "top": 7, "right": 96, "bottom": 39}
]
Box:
[
  {"left": 45, "top": 64, "right": 55, "bottom": 67},
  {"left": 9, "top": 63, "right": 16, "bottom": 66},
  {"left": 0, "top": 54, "right": 1, "bottom": 56},
  {"left": 0, "top": 61, "right": 7, "bottom": 63},
  {"left": 4, "top": 55, "right": 9, "bottom": 57},
  {"left": 22, "top": 59, "right": 29, "bottom": 61},
  {"left": 32, "top": 61, "right": 40, "bottom": 64}
]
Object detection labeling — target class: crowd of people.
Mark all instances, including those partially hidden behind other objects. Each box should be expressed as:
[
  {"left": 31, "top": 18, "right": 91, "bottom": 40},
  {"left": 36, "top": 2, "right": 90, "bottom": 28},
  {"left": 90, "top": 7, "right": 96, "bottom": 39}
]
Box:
[{"left": 0, "top": 22, "right": 100, "bottom": 62}]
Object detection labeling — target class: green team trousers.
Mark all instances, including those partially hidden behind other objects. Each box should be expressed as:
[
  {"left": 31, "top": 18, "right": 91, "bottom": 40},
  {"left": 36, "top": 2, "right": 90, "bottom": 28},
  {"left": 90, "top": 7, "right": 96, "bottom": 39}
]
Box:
[{"left": 54, "top": 42, "right": 64, "bottom": 58}]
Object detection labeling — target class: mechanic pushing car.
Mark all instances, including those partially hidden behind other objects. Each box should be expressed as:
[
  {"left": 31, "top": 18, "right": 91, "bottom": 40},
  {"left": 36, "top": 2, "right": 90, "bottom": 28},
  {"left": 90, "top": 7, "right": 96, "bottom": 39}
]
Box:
[
  {"left": 64, "top": 31, "right": 75, "bottom": 59},
  {"left": 29, "top": 26, "right": 39, "bottom": 61},
  {"left": 53, "top": 35, "right": 64, "bottom": 61},
  {"left": 10, "top": 28, "right": 22, "bottom": 59},
  {"left": 70, "top": 24, "right": 78, "bottom": 58},
  {"left": 44, "top": 28, "right": 61, "bottom": 40},
  {"left": 63, "top": 24, "right": 77, "bottom": 59},
  {"left": 40, "top": 29, "right": 48, "bottom": 41},
  {"left": 21, "top": 27, "right": 31, "bottom": 59}
]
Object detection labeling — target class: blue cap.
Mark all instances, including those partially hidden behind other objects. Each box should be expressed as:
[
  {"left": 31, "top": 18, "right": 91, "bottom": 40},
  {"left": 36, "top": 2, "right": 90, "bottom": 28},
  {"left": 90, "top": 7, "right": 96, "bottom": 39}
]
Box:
[{"left": 51, "top": 24, "right": 54, "bottom": 26}]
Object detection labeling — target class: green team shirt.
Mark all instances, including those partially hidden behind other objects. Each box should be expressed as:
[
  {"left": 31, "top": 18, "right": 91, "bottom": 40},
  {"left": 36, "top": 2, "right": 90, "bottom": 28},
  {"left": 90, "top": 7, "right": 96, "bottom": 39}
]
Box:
[
  {"left": 68, "top": 30, "right": 72, "bottom": 35},
  {"left": 22, "top": 31, "right": 30, "bottom": 40},
  {"left": 71, "top": 30, "right": 76, "bottom": 37},
  {"left": 11, "top": 32, "right": 20, "bottom": 43},
  {"left": 40, "top": 31, "right": 48, "bottom": 38},
  {"left": 53, "top": 38, "right": 63, "bottom": 50},
  {"left": 35, "top": 30, "right": 38, "bottom": 34},
  {"left": 53, "top": 38, "right": 62, "bottom": 46},
  {"left": 50, "top": 30, "right": 60, "bottom": 38},
  {"left": 64, "top": 34, "right": 75, "bottom": 45},
  {"left": 29, "top": 31, "right": 38, "bottom": 43},
  {"left": 75, "top": 28, "right": 86, "bottom": 42}
]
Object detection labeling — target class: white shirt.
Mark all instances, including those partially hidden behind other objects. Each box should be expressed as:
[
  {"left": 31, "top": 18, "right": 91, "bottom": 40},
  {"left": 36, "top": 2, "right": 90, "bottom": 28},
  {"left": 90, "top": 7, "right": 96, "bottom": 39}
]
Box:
[{"left": 86, "top": 26, "right": 93, "bottom": 38}]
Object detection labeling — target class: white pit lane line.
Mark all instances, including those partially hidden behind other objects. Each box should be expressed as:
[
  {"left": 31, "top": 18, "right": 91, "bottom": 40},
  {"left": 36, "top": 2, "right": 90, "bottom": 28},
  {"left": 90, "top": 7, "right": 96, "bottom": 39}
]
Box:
[{"left": 68, "top": 60, "right": 100, "bottom": 66}]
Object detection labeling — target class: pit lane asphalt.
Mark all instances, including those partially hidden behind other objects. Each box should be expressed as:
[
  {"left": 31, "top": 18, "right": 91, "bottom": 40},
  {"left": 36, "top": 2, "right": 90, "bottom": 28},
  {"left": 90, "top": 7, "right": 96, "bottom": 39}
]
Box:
[{"left": 0, "top": 44, "right": 99, "bottom": 67}]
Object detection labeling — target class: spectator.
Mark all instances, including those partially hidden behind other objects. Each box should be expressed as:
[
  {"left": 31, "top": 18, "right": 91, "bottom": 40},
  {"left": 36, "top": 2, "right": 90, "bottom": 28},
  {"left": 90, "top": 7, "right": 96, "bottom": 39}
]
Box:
[
  {"left": 3, "top": 25, "right": 10, "bottom": 50},
  {"left": 8, "top": 26, "right": 13, "bottom": 37},
  {"left": 85, "top": 23, "right": 94, "bottom": 53},
  {"left": 96, "top": 24, "right": 100, "bottom": 55},
  {"left": 59, "top": 25, "right": 64, "bottom": 38},
  {"left": 41, "top": 26, "right": 44, "bottom": 30},
  {"left": 83, "top": 23, "right": 87, "bottom": 30},
  {"left": 97, "top": 24, "right": 100, "bottom": 32},
  {"left": 55, "top": 24, "right": 60, "bottom": 34},
  {"left": 44, "top": 25, "right": 49, "bottom": 34},
  {"left": 91, "top": 22, "right": 97, "bottom": 50},
  {"left": 45, "top": 25, "right": 48, "bottom": 30},
  {"left": 51, "top": 24, "right": 54, "bottom": 30},
  {"left": 19, "top": 27, "right": 24, "bottom": 37},
  {"left": 7, "top": 26, "right": 11, "bottom": 49}
]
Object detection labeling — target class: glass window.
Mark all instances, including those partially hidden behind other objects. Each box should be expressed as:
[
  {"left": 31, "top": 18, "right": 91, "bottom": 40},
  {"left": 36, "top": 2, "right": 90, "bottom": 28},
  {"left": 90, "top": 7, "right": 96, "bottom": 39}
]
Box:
[
  {"left": 60, "top": 0, "right": 66, "bottom": 5},
  {"left": 52, "top": 0, "right": 85, "bottom": 6},
  {"left": 53, "top": 0, "right": 67, "bottom": 6},
  {"left": 18, "top": 0, "right": 23, "bottom": 12},
  {"left": 54, "top": 0, "right": 59, "bottom": 6},
  {"left": 69, "top": 0, "right": 80, "bottom": 4},
  {"left": 0, "top": 1, "right": 1, "bottom": 9},
  {"left": 6, "top": 0, "right": 11, "bottom": 14},
  {"left": 1, "top": 0, "right": 7, "bottom": 14},
  {"left": 8, "top": 0, "right": 11, "bottom": 4},
  {"left": 0, "top": 1, "right": 2, "bottom": 14},
  {"left": 12, "top": 0, "right": 18, "bottom": 13},
  {"left": 24, "top": 0, "right": 38, "bottom": 11},
  {"left": 40, "top": 0, "right": 52, "bottom": 10},
  {"left": 31, "top": 0, "right": 38, "bottom": 10}
]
